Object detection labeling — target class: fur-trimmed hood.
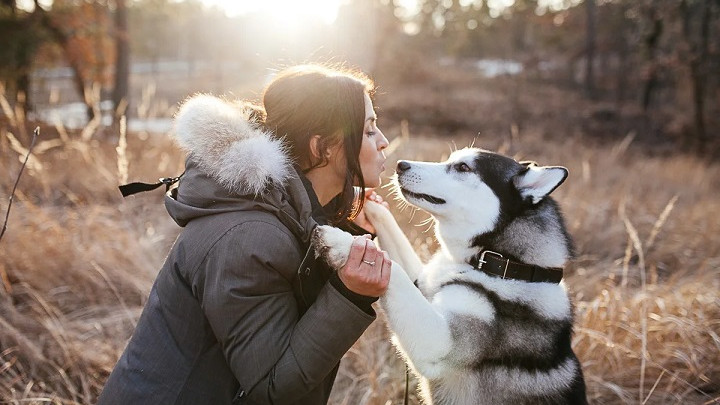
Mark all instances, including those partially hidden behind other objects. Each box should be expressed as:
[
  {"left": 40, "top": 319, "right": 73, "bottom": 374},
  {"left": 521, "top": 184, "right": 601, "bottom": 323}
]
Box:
[
  {"left": 173, "top": 94, "right": 292, "bottom": 196},
  {"left": 165, "top": 95, "right": 316, "bottom": 241}
]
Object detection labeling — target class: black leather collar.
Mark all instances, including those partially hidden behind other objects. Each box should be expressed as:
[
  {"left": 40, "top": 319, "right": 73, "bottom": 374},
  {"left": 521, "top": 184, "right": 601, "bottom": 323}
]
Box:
[{"left": 468, "top": 250, "right": 563, "bottom": 284}]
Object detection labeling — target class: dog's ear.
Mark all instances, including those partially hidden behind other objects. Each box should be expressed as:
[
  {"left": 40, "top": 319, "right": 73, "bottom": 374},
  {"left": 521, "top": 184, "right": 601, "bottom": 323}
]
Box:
[{"left": 513, "top": 165, "right": 568, "bottom": 204}]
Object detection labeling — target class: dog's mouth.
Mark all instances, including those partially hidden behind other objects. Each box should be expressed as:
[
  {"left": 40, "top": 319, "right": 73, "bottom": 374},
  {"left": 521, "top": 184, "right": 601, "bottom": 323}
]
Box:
[{"left": 400, "top": 187, "right": 446, "bottom": 205}]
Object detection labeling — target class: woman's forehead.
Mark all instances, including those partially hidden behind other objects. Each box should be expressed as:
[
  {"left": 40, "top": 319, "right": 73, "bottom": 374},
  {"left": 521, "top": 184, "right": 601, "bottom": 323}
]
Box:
[{"left": 364, "top": 93, "right": 376, "bottom": 120}]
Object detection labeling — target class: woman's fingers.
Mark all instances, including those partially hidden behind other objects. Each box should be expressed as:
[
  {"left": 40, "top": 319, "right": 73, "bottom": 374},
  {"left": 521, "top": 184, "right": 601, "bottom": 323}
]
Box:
[
  {"left": 339, "top": 236, "right": 391, "bottom": 297},
  {"left": 365, "top": 189, "right": 386, "bottom": 205},
  {"left": 346, "top": 236, "right": 369, "bottom": 267},
  {"left": 363, "top": 239, "right": 378, "bottom": 264}
]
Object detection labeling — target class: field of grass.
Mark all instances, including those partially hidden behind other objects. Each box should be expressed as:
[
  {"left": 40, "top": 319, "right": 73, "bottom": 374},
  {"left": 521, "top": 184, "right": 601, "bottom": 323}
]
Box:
[{"left": 1, "top": 66, "right": 718, "bottom": 404}]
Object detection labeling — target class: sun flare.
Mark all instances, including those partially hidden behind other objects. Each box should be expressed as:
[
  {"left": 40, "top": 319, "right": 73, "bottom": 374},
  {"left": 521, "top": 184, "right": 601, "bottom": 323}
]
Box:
[{"left": 201, "top": 0, "right": 347, "bottom": 26}]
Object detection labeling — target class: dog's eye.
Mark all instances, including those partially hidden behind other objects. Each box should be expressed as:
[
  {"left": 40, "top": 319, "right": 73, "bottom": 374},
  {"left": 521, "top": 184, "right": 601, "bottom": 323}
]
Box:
[{"left": 454, "top": 162, "right": 471, "bottom": 172}]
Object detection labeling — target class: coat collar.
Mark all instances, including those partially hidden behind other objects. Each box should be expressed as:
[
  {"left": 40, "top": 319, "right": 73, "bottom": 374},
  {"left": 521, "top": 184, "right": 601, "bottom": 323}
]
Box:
[
  {"left": 173, "top": 94, "right": 292, "bottom": 196},
  {"left": 169, "top": 95, "right": 320, "bottom": 244}
]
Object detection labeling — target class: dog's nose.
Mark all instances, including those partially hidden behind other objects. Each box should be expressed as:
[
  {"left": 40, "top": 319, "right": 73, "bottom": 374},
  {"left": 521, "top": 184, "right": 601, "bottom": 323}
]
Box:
[{"left": 396, "top": 160, "right": 411, "bottom": 174}]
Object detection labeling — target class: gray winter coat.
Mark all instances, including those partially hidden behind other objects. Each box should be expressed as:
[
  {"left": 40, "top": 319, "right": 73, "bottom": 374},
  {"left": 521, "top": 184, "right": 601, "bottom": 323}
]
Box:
[{"left": 98, "top": 95, "right": 375, "bottom": 405}]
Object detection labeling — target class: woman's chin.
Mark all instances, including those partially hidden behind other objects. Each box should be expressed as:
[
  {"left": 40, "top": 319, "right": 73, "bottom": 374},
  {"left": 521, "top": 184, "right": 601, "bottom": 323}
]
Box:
[{"left": 364, "top": 176, "right": 382, "bottom": 189}]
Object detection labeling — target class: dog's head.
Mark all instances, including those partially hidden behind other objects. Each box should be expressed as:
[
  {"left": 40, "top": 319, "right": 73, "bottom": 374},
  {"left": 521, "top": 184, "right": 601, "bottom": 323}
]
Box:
[{"left": 394, "top": 148, "right": 567, "bottom": 246}]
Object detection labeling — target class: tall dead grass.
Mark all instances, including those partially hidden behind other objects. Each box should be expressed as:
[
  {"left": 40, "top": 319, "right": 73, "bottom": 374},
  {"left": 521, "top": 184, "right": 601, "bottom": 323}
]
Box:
[
  {"left": 1, "top": 88, "right": 184, "bottom": 404},
  {"left": 1, "top": 76, "right": 719, "bottom": 404}
]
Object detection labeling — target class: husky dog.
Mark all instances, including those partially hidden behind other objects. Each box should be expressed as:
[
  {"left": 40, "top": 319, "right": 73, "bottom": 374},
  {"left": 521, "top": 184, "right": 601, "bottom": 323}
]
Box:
[{"left": 312, "top": 147, "right": 587, "bottom": 405}]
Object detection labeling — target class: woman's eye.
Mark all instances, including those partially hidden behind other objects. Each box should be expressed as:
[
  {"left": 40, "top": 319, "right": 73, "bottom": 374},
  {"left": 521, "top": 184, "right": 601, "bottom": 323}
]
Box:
[
  {"left": 366, "top": 131, "right": 376, "bottom": 136},
  {"left": 455, "top": 162, "right": 471, "bottom": 172}
]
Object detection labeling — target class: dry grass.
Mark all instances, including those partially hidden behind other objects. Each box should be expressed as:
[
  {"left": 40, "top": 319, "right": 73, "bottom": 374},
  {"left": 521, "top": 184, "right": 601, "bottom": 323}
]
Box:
[{"left": 1, "top": 69, "right": 719, "bottom": 404}]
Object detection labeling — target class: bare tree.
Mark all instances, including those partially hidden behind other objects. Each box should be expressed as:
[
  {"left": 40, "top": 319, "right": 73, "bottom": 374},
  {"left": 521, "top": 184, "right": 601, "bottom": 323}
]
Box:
[
  {"left": 681, "top": 0, "right": 713, "bottom": 145},
  {"left": 34, "top": 0, "right": 96, "bottom": 120},
  {"left": 112, "top": 0, "right": 130, "bottom": 122},
  {"left": 0, "top": 0, "right": 42, "bottom": 115},
  {"left": 585, "top": 0, "right": 597, "bottom": 99},
  {"left": 640, "top": 4, "right": 663, "bottom": 113}
]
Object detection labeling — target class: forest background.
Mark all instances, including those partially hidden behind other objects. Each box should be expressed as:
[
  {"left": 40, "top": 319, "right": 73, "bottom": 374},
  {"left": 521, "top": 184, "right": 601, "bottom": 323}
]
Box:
[{"left": 0, "top": 0, "right": 719, "bottom": 404}]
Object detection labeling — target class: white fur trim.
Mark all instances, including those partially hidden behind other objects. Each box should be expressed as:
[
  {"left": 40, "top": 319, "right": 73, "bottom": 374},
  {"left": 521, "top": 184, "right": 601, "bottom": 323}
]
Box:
[{"left": 173, "top": 94, "right": 292, "bottom": 195}]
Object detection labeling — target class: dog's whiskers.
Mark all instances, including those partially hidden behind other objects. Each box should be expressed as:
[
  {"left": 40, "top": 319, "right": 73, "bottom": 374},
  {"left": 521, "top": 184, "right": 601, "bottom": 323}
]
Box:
[
  {"left": 421, "top": 218, "right": 435, "bottom": 234},
  {"left": 409, "top": 206, "right": 420, "bottom": 221},
  {"left": 411, "top": 213, "right": 435, "bottom": 235}
]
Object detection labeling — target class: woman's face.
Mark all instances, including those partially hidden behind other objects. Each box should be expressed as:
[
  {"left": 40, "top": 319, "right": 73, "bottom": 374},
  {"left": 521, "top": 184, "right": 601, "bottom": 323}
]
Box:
[{"left": 358, "top": 93, "right": 389, "bottom": 188}]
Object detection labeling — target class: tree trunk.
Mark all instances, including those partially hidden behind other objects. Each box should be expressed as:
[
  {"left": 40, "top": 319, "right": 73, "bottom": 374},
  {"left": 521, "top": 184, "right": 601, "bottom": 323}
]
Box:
[
  {"left": 1, "top": 0, "right": 15, "bottom": 13},
  {"left": 16, "top": 47, "right": 31, "bottom": 113},
  {"left": 34, "top": 0, "right": 95, "bottom": 121},
  {"left": 689, "top": 0, "right": 711, "bottom": 145},
  {"left": 640, "top": 14, "right": 662, "bottom": 112},
  {"left": 2, "top": 0, "right": 18, "bottom": 106},
  {"left": 615, "top": 23, "right": 629, "bottom": 107},
  {"left": 680, "top": 0, "right": 712, "bottom": 147},
  {"left": 585, "top": 0, "right": 597, "bottom": 100},
  {"left": 112, "top": 0, "right": 130, "bottom": 122}
]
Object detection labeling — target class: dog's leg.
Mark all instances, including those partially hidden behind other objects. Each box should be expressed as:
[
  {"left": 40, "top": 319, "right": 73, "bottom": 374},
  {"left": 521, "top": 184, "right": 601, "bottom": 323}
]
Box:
[
  {"left": 312, "top": 225, "right": 453, "bottom": 378},
  {"left": 363, "top": 201, "right": 424, "bottom": 282},
  {"left": 380, "top": 261, "right": 453, "bottom": 379}
]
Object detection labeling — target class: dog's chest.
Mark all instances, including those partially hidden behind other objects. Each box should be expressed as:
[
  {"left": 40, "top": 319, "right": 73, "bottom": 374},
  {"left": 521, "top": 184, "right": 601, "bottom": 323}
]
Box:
[{"left": 416, "top": 254, "right": 472, "bottom": 298}]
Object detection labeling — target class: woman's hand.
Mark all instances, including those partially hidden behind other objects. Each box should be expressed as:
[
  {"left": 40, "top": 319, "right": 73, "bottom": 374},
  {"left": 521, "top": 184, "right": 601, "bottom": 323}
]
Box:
[
  {"left": 338, "top": 236, "right": 391, "bottom": 297},
  {"left": 353, "top": 189, "right": 390, "bottom": 234}
]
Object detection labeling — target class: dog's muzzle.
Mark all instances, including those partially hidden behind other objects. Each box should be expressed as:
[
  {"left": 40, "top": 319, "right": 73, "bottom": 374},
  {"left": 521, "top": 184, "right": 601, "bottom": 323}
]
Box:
[
  {"left": 399, "top": 187, "right": 446, "bottom": 205},
  {"left": 396, "top": 160, "right": 446, "bottom": 205}
]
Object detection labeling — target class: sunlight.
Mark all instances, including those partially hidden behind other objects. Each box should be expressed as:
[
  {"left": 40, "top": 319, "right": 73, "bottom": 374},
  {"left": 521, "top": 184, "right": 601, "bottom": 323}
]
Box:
[{"left": 200, "top": 0, "right": 348, "bottom": 25}]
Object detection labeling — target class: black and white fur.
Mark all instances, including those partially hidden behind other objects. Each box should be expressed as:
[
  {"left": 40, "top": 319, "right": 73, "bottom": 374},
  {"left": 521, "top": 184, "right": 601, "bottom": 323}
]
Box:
[{"left": 313, "top": 148, "right": 587, "bottom": 404}]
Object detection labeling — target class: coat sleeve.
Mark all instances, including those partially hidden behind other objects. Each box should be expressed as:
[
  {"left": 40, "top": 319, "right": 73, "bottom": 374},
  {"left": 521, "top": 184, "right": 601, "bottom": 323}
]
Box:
[{"left": 195, "top": 219, "right": 375, "bottom": 404}]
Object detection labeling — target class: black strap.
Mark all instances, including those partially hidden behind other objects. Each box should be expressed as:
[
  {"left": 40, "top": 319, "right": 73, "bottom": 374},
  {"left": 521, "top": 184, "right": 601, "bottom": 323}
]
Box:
[
  {"left": 469, "top": 250, "right": 563, "bottom": 284},
  {"left": 118, "top": 172, "right": 184, "bottom": 197},
  {"left": 404, "top": 363, "right": 410, "bottom": 405}
]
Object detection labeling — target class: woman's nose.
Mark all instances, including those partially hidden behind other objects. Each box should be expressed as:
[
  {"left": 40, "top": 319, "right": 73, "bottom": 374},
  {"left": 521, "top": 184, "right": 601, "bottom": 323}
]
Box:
[{"left": 378, "top": 131, "right": 389, "bottom": 150}]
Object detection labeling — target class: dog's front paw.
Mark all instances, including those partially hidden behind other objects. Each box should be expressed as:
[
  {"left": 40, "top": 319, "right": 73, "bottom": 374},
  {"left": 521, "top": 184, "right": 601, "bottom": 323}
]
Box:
[
  {"left": 363, "top": 200, "right": 394, "bottom": 225},
  {"left": 311, "top": 225, "right": 355, "bottom": 270}
]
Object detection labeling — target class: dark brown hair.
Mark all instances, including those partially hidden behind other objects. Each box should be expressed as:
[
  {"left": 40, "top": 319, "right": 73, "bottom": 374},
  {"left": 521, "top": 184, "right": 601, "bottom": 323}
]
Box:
[{"left": 260, "top": 64, "right": 374, "bottom": 224}]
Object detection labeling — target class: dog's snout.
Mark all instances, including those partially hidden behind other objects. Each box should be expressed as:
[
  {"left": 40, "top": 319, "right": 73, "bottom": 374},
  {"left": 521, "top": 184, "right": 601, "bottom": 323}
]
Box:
[{"left": 397, "top": 160, "right": 411, "bottom": 174}]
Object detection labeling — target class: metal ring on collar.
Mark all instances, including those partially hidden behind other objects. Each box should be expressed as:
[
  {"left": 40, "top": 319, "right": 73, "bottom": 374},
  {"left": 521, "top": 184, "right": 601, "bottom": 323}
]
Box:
[{"left": 362, "top": 260, "right": 376, "bottom": 266}]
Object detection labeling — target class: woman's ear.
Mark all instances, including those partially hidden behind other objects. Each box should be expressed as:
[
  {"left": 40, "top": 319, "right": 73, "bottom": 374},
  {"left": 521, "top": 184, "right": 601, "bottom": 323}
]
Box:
[
  {"left": 309, "top": 134, "right": 323, "bottom": 160},
  {"left": 309, "top": 134, "right": 334, "bottom": 159}
]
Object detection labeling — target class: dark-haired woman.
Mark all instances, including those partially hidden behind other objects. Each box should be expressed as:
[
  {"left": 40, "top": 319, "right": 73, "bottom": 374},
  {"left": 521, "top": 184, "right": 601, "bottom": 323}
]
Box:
[{"left": 98, "top": 65, "right": 391, "bottom": 404}]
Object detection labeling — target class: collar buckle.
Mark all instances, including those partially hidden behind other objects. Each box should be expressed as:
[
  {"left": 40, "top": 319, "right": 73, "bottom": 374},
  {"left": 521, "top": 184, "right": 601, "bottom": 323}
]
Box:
[{"left": 478, "top": 250, "right": 510, "bottom": 279}]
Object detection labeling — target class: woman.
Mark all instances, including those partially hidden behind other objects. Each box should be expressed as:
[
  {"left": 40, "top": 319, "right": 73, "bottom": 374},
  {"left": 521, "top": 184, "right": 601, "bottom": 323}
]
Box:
[{"left": 99, "top": 64, "right": 392, "bottom": 404}]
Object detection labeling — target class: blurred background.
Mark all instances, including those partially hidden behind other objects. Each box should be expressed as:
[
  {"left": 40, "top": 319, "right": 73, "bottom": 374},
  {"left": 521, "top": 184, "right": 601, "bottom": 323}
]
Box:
[
  {"left": 0, "top": 0, "right": 719, "bottom": 404},
  {"left": 1, "top": 0, "right": 719, "bottom": 147}
]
